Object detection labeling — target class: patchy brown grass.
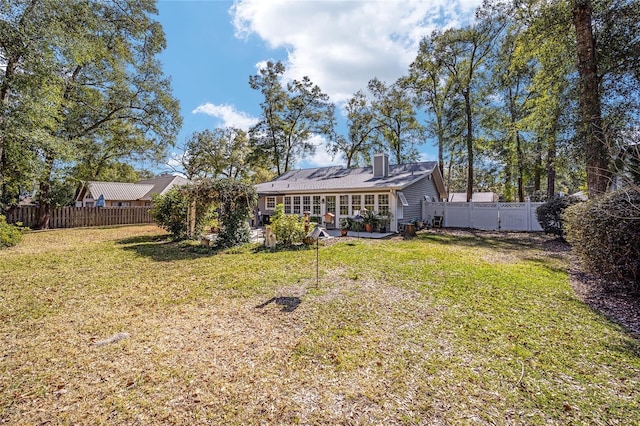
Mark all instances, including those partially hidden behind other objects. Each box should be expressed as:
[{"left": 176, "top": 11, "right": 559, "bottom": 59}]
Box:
[{"left": 1, "top": 225, "right": 639, "bottom": 425}]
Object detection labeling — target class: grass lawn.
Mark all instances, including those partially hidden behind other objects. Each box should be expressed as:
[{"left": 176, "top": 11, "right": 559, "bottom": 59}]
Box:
[{"left": 1, "top": 225, "right": 638, "bottom": 425}]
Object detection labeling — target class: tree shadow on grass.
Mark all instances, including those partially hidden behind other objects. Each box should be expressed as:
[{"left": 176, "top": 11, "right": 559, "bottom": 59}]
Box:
[
  {"left": 252, "top": 244, "right": 313, "bottom": 254},
  {"left": 117, "top": 235, "right": 212, "bottom": 262},
  {"left": 117, "top": 235, "right": 170, "bottom": 245},
  {"left": 420, "top": 229, "right": 556, "bottom": 259},
  {"left": 255, "top": 296, "right": 301, "bottom": 312}
]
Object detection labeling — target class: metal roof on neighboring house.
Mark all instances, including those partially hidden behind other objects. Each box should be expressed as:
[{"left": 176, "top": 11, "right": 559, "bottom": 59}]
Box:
[
  {"left": 85, "top": 182, "right": 154, "bottom": 201},
  {"left": 255, "top": 162, "right": 440, "bottom": 194},
  {"left": 79, "top": 174, "right": 190, "bottom": 202}
]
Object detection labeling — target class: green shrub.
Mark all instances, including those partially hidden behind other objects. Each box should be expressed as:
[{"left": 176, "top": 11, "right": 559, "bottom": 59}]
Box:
[
  {"left": 270, "top": 204, "right": 305, "bottom": 246},
  {"left": 564, "top": 187, "right": 640, "bottom": 287},
  {"left": 150, "top": 187, "right": 215, "bottom": 240},
  {"left": 149, "top": 188, "right": 194, "bottom": 240},
  {"left": 0, "top": 215, "right": 23, "bottom": 248},
  {"left": 210, "top": 179, "right": 255, "bottom": 249},
  {"left": 216, "top": 206, "right": 251, "bottom": 249},
  {"left": 536, "top": 195, "right": 583, "bottom": 237}
]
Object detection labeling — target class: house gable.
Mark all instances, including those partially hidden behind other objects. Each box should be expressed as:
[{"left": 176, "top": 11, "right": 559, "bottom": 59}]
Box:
[{"left": 76, "top": 174, "right": 190, "bottom": 206}]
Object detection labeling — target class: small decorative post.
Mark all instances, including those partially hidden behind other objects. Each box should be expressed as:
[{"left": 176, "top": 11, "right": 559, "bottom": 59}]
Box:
[
  {"left": 308, "top": 224, "right": 330, "bottom": 288},
  {"left": 353, "top": 213, "right": 364, "bottom": 239},
  {"left": 303, "top": 210, "right": 311, "bottom": 233}
]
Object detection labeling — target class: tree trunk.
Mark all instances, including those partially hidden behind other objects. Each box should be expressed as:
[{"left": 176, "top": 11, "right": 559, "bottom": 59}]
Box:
[
  {"left": 504, "top": 152, "right": 513, "bottom": 202},
  {"left": 0, "top": 60, "right": 18, "bottom": 203},
  {"left": 534, "top": 138, "right": 542, "bottom": 192},
  {"left": 573, "top": 0, "right": 610, "bottom": 197},
  {"left": 547, "top": 138, "right": 557, "bottom": 199},
  {"left": 463, "top": 90, "right": 473, "bottom": 202},
  {"left": 516, "top": 132, "right": 525, "bottom": 202},
  {"left": 436, "top": 115, "right": 445, "bottom": 177},
  {"left": 37, "top": 151, "right": 56, "bottom": 229}
]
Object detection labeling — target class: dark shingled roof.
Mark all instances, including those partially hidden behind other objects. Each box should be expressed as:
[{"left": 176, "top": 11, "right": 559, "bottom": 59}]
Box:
[{"left": 256, "top": 162, "right": 439, "bottom": 194}]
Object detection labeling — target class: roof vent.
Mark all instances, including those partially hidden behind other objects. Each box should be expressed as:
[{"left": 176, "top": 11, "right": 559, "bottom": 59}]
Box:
[{"left": 373, "top": 153, "right": 389, "bottom": 178}]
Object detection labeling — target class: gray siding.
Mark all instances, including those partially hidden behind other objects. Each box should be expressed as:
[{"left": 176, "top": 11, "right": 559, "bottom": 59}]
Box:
[{"left": 402, "top": 177, "right": 438, "bottom": 220}]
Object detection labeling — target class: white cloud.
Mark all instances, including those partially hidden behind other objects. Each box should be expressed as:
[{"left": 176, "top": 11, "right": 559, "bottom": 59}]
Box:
[
  {"left": 231, "top": 0, "right": 482, "bottom": 103},
  {"left": 192, "top": 103, "right": 259, "bottom": 131},
  {"left": 418, "top": 151, "right": 438, "bottom": 162},
  {"left": 302, "top": 135, "right": 343, "bottom": 168}
]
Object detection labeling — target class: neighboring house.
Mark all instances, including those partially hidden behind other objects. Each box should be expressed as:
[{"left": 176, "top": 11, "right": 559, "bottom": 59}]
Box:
[
  {"left": 18, "top": 195, "right": 36, "bottom": 206},
  {"left": 75, "top": 174, "right": 190, "bottom": 207},
  {"left": 255, "top": 154, "right": 447, "bottom": 233},
  {"left": 448, "top": 192, "right": 499, "bottom": 202}
]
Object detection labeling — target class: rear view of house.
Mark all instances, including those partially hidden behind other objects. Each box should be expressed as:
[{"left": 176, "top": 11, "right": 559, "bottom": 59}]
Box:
[{"left": 255, "top": 154, "right": 447, "bottom": 233}]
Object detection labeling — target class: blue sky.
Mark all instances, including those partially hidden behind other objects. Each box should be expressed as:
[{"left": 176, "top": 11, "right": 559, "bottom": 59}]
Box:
[{"left": 154, "top": 0, "right": 481, "bottom": 172}]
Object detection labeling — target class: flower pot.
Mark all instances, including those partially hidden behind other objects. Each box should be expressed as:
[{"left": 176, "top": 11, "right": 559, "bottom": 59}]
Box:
[
  {"left": 364, "top": 223, "right": 373, "bottom": 233},
  {"left": 341, "top": 229, "right": 348, "bottom": 237}
]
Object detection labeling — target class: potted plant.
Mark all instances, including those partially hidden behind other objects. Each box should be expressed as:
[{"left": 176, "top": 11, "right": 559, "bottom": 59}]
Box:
[
  {"left": 378, "top": 211, "right": 392, "bottom": 233},
  {"left": 362, "top": 210, "right": 379, "bottom": 233},
  {"left": 339, "top": 217, "right": 351, "bottom": 236}
]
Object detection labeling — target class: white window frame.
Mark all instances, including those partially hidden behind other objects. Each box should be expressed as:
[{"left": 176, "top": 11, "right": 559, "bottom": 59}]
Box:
[
  {"left": 266, "top": 196, "right": 276, "bottom": 210},
  {"left": 284, "top": 196, "right": 292, "bottom": 214},
  {"left": 377, "top": 194, "right": 389, "bottom": 216},
  {"left": 312, "top": 196, "right": 321, "bottom": 215}
]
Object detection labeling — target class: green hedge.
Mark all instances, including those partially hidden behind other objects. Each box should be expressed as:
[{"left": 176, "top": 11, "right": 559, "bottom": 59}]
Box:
[
  {"left": 535, "top": 195, "right": 583, "bottom": 238},
  {"left": 564, "top": 187, "right": 640, "bottom": 287}
]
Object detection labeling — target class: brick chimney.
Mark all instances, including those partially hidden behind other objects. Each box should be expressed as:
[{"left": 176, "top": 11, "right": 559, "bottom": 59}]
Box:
[{"left": 373, "top": 153, "right": 389, "bottom": 178}]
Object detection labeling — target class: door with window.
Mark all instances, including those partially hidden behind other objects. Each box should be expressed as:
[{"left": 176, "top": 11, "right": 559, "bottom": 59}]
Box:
[{"left": 325, "top": 196, "right": 336, "bottom": 228}]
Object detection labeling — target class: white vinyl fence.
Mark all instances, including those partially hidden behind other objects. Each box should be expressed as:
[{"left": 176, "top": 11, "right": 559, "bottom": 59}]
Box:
[{"left": 422, "top": 201, "right": 544, "bottom": 231}]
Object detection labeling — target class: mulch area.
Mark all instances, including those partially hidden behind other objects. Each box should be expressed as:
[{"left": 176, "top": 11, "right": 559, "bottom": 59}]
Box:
[
  {"left": 540, "top": 236, "right": 640, "bottom": 338},
  {"left": 567, "top": 263, "right": 640, "bottom": 338}
]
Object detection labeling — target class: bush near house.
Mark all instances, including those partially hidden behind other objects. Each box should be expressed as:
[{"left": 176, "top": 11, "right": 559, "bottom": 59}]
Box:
[
  {"left": 270, "top": 204, "right": 305, "bottom": 246},
  {"left": 536, "top": 195, "right": 583, "bottom": 238},
  {"left": 564, "top": 187, "right": 640, "bottom": 287},
  {"left": 0, "top": 215, "right": 23, "bottom": 248}
]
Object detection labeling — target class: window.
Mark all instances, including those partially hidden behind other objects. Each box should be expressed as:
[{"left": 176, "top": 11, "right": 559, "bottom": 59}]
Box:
[
  {"left": 339, "top": 195, "right": 349, "bottom": 215},
  {"left": 351, "top": 195, "right": 361, "bottom": 215},
  {"left": 266, "top": 197, "right": 276, "bottom": 210},
  {"left": 85, "top": 202, "right": 94, "bottom": 207},
  {"left": 378, "top": 194, "right": 389, "bottom": 216},
  {"left": 312, "top": 196, "right": 321, "bottom": 215},
  {"left": 115, "top": 201, "right": 131, "bottom": 207},
  {"left": 284, "top": 196, "right": 292, "bottom": 214},
  {"left": 293, "top": 196, "right": 301, "bottom": 214},
  {"left": 303, "top": 196, "right": 311, "bottom": 213},
  {"left": 326, "top": 196, "right": 336, "bottom": 214},
  {"left": 364, "top": 194, "right": 375, "bottom": 212}
]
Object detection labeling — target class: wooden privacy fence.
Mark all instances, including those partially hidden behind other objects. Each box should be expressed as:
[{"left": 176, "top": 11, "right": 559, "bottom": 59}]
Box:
[
  {"left": 422, "top": 201, "right": 544, "bottom": 232},
  {"left": 4, "top": 206, "right": 154, "bottom": 229}
]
